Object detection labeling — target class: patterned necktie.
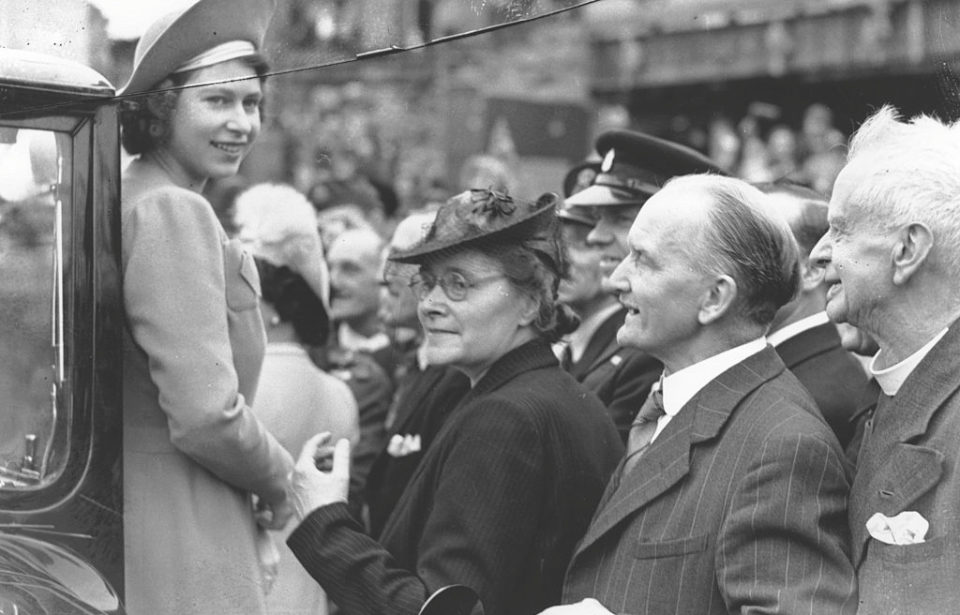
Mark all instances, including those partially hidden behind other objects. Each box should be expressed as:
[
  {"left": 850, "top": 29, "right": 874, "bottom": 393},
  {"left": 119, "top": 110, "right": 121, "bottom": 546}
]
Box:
[{"left": 621, "top": 385, "right": 666, "bottom": 478}]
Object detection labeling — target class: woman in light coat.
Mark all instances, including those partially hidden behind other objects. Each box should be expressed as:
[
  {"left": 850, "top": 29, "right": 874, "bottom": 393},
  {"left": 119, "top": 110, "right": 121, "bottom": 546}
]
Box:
[{"left": 118, "top": 1, "right": 291, "bottom": 613}]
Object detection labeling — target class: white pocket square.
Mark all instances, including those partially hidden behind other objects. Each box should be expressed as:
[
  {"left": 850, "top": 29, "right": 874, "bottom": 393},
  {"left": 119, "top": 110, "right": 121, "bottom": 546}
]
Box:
[
  {"left": 866, "top": 511, "right": 929, "bottom": 545},
  {"left": 387, "top": 433, "right": 422, "bottom": 458}
]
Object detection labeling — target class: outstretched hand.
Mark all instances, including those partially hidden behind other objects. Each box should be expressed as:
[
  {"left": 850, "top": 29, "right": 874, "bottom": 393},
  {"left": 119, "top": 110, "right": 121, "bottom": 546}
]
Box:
[{"left": 289, "top": 432, "right": 351, "bottom": 521}]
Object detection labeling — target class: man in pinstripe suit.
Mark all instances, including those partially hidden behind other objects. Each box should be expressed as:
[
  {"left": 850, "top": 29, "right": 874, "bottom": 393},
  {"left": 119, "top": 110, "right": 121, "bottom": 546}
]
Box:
[{"left": 547, "top": 174, "right": 858, "bottom": 615}]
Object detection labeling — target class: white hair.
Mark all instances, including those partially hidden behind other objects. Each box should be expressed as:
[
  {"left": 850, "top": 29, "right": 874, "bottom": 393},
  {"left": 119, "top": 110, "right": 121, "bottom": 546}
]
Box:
[{"left": 844, "top": 105, "right": 960, "bottom": 270}]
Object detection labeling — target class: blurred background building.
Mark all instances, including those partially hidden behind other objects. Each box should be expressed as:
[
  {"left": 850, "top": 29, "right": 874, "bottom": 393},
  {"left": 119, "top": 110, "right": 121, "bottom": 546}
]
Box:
[{"left": 4, "top": 0, "right": 960, "bottom": 213}]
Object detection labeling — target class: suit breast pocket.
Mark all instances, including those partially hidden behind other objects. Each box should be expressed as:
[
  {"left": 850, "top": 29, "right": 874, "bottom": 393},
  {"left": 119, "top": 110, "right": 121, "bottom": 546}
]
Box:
[
  {"left": 861, "top": 535, "right": 960, "bottom": 613},
  {"left": 635, "top": 533, "right": 709, "bottom": 559},
  {"left": 224, "top": 242, "right": 260, "bottom": 312}
]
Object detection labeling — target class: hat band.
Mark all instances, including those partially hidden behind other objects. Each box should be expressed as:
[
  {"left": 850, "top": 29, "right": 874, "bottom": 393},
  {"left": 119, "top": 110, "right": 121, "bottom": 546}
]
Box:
[
  {"left": 172, "top": 41, "right": 258, "bottom": 75},
  {"left": 594, "top": 172, "right": 660, "bottom": 198}
]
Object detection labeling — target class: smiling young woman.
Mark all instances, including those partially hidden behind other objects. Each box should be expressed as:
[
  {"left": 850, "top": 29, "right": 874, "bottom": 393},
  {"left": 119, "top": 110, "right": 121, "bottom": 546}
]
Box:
[{"left": 115, "top": 1, "right": 296, "bottom": 614}]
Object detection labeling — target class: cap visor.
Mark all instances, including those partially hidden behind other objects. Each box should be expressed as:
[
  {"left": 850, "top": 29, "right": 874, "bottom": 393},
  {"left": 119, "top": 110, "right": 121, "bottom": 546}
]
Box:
[{"left": 564, "top": 185, "right": 649, "bottom": 208}]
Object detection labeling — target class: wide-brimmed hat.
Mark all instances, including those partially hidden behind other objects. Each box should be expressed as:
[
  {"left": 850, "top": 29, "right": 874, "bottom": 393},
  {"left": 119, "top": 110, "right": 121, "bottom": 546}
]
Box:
[
  {"left": 390, "top": 189, "right": 560, "bottom": 267},
  {"left": 566, "top": 130, "right": 725, "bottom": 208},
  {"left": 119, "top": 0, "right": 277, "bottom": 97}
]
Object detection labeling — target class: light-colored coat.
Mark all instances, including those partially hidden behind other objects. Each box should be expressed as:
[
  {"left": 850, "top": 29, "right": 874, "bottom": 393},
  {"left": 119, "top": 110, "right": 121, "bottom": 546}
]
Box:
[
  {"left": 255, "top": 342, "right": 359, "bottom": 615},
  {"left": 121, "top": 159, "right": 293, "bottom": 615},
  {"left": 850, "top": 321, "right": 960, "bottom": 615}
]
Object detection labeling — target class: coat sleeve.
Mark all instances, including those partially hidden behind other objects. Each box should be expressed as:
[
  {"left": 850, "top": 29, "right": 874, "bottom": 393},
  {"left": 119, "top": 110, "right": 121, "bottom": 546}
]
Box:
[
  {"left": 123, "top": 188, "right": 293, "bottom": 504},
  {"left": 287, "top": 401, "right": 545, "bottom": 615},
  {"left": 716, "top": 431, "right": 858, "bottom": 614}
]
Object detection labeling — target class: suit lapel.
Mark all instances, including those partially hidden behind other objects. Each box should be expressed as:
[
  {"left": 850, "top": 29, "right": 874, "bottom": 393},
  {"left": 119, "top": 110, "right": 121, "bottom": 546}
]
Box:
[
  {"left": 849, "top": 324, "right": 960, "bottom": 565},
  {"left": 574, "top": 346, "right": 783, "bottom": 555},
  {"left": 773, "top": 322, "right": 840, "bottom": 369}
]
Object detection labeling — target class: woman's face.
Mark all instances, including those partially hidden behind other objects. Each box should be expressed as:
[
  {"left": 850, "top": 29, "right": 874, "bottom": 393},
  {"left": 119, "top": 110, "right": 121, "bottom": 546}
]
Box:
[
  {"left": 159, "top": 59, "right": 262, "bottom": 185},
  {"left": 417, "top": 249, "right": 536, "bottom": 383}
]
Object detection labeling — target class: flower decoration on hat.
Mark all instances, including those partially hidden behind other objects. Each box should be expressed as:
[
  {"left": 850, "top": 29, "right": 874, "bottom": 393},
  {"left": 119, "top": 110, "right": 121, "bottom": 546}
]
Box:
[{"left": 470, "top": 188, "right": 517, "bottom": 218}]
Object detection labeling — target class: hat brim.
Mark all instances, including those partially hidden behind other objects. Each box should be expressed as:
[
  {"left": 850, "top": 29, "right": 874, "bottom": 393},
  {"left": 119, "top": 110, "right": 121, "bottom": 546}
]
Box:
[
  {"left": 390, "top": 198, "right": 557, "bottom": 264},
  {"left": 119, "top": 0, "right": 276, "bottom": 97},
  {"left": 564, "top": 184, "right": 651, "bottom": 208}
]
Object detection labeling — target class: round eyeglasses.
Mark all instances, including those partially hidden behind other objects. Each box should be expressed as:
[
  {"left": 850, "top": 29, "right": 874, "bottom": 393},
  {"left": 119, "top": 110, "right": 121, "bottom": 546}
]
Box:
[{"left": 409, "top": 271, "right": 503, "bottom": 302}]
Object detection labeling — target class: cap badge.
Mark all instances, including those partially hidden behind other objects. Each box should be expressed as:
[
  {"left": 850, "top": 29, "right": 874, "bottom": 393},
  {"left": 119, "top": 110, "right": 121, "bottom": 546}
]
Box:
[{"left": 601, "top": 149, "right": 616, "bottom": 172}]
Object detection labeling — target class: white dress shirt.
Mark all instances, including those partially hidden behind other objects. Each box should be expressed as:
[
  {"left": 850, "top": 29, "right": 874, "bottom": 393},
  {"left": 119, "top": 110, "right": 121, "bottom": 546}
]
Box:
[
  {"left": 871, "top": 327, "right": 949, "bottom": 396},
  {"left": 653, "top": 337, "right": 767, "bottom": 442},
  {"left": 765, "top": 311, "right": 831, "bottom": 347}
]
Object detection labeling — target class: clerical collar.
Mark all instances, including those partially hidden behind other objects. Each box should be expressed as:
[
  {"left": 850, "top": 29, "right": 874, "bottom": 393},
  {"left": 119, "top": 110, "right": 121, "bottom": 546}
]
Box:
[{"left": 870, "top": 327, "right": 948, "bottom": 396}]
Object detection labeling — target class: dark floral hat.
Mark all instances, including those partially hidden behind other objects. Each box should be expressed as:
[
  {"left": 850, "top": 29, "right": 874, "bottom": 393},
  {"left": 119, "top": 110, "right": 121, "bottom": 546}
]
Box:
[{"left": 390, "top": 189, "right": 561, "bottom": 267}]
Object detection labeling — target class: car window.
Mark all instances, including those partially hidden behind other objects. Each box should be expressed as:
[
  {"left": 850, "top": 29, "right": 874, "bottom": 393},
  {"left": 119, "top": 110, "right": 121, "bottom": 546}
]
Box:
[{"left": 0, "top": 127, "right": 71, "bottom": 490}]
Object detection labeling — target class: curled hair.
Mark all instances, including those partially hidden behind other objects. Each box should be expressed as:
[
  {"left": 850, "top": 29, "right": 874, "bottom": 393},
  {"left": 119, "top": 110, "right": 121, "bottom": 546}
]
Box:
[
  {"left": 484, "top": 238, "right": 580, "bottom": 344},
  {"left": 255, "top": 257, "right": 330, "bottom": 346},
  {"left": 672, "top": 175, "right": 801, "bottom": 327},
  {"left": 120, "top": 55, "right": 269, "bottom": 156}
]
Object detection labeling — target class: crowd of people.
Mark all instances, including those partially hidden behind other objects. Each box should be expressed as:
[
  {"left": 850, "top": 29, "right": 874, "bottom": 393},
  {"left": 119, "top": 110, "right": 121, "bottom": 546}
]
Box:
[{"left": 113, "top": 0, "right": 960, "bottom": 614}]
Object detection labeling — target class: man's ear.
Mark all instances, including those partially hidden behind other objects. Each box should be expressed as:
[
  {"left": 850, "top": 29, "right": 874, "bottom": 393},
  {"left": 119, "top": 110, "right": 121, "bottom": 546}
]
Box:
[
  {"left": 699, "top": 275, "right": 737, "bottom": 325},
  {"left": 892, "top": 222, "right": 933, "bottom": 286},
  {"left": 800, "top": 257, "right": 825, "bottom": 292}
]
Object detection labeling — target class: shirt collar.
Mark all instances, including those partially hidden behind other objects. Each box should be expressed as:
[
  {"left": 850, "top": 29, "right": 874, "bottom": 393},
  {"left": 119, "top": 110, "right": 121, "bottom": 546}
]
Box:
[
  {"left": 662, "top": 337, "right": 767, "bottom": 417},
  {"left": 766, "top": 311, "right": 831, "bottom": 347},
  {"left": 870, "top": 327, "right": 949, "bottom": 396},
  {"left": 566, "top": 303, "right": 622, "bottom": 363}
]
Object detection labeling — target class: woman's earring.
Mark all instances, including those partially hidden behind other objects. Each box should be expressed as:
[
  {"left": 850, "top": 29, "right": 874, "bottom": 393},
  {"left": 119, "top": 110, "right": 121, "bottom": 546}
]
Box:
[{"left": 269, "top": 315, "right": 281, "bottom": 327}]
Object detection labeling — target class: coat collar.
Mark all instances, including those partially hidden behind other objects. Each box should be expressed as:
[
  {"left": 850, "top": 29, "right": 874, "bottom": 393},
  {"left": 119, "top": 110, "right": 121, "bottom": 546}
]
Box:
[
  {"left": 570, "top": 308, "right": 625, "bottom": 379},
  {"left": 465, "top": 339, "right": 558, "bottom": 399},
  {"left": 574, "top": 345, "right": 784, "bottom": 555},
  {"left": 848, "top": 322, "right": 960, "bottom": 566},
  {"left": 773, "top": 321, "right": 841, "bottom": 369}
]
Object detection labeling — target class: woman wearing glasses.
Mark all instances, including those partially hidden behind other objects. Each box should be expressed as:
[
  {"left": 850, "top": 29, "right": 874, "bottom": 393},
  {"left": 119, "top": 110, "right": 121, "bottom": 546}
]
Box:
[{"left": 285, "top": 189, "right": 623, "bottom": 615}]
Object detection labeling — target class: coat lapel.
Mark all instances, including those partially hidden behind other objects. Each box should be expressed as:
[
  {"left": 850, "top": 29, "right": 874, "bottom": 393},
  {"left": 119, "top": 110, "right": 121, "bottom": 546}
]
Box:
[
  {"left": 574, "top": 346, "right": 783, "bottom": 555},
  {"left": 849, "top": 324, "right": 960, "bottom": 565},
  {"left": 571, "top": 310, "right": 624, "bottom": 380},
  {"left": 774, "top": 322, "right": 840, "bottom": 369}
]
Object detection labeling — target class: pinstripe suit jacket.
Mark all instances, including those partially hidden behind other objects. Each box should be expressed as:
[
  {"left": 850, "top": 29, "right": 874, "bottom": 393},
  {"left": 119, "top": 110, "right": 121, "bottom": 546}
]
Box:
[
  {"left": 568, "top": 309, "right": 663, "bottom": 444},
  {"left": 774, "top": 322, "right": 868, "bottom": 448},
  {"left": 563, "top": 345, "right": 858, "bottom": 615},
  {"left": 849, "top": 322, "right": 960, "bottom": 615}
]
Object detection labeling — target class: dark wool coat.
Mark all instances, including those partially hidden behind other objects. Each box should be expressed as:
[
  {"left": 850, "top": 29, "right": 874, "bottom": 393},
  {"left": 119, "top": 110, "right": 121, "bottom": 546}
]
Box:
[{"left": 288, "top": 341, "right": 623, "bottom": 615}]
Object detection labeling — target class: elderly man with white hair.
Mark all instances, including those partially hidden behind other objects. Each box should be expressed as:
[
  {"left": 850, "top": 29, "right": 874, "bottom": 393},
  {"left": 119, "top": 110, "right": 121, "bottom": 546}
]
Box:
[{"left": 810, "top": 105, "right": 960, "bottom": 615}]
